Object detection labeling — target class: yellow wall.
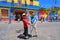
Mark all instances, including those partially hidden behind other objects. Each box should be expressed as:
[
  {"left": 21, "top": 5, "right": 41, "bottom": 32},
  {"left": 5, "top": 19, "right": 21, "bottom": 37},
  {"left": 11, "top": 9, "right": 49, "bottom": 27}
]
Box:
[
  {"left": 58, "top": 10, "right": 60, "bottom": 14},
  {"left": 21, "top": 0, "right": 39, "bottom": 6},
  {"left": 7, "top": 0, "right": 39, "bottom": 6},
  {"left": 26, "top": 0, "right": 30, "bottom": 5},
  {"left": 33, "top": 1, "right": 39, "bottom": 6},
  {"left": 7, "top": 0, "right": 18, "bottom": 3},
  {"left": 21, "top": 0, "right": 25, "bottom": 4},
  {"left": 14, "top": 0, "right": 18, "bottom": 3},
  {"left": 7, "top": 0, "right": 11, "bottom": 2}
]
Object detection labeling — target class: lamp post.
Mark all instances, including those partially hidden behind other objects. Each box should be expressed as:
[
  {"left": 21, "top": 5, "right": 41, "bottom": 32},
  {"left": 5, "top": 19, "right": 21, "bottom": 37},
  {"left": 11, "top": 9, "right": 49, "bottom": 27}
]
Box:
[
  {"left": 53, "top": 0, "right": 56, "bottom": 9},
  {"left": 9, "top": 0, "right": 14, "bottom": 24},
  {"left": 25, "top": 0, "right": 27, "bottom": 13}
]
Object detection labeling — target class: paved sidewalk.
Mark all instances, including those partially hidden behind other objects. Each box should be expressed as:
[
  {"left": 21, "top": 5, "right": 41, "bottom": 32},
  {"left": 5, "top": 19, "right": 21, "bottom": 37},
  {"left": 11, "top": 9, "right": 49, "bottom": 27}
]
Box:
[{"left": 0, "top": 21, "right": 60, "bottom": 40}]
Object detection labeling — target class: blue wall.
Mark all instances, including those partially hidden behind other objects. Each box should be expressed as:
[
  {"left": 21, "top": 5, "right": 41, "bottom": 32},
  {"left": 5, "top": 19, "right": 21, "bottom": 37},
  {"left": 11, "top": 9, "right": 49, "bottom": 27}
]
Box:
[
  {"left": 0, "top": 1, "right": 39, "bottom": 9},
  {"left": 0, "top": 1, "right": 11, "bottom": 7}
]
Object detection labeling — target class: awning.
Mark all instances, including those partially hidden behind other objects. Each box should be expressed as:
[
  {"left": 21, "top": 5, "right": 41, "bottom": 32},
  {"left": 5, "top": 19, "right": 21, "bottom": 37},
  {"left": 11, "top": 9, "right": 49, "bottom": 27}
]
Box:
[{"left": 14, "top": 10, "right": 25, "bottom": 14}]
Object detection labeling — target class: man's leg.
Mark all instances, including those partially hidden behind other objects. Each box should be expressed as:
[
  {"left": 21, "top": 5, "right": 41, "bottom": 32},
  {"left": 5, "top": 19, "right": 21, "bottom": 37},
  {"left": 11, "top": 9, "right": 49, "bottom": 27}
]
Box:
[
  {"left": 23, "top": 27, "right": 29, "bottom": 39},
  {"left": 25, "top": 27, "right": 28, "bottom": 36},
  {"left": 24, "top": 27, "right": 28, "bottom": 36}
]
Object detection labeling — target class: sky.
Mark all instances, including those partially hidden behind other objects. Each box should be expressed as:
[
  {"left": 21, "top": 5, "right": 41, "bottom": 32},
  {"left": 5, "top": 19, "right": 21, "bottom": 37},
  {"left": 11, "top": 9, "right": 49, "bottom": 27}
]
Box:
[{"left": 39, "top": 0, "right": 60, "bottom": 8}]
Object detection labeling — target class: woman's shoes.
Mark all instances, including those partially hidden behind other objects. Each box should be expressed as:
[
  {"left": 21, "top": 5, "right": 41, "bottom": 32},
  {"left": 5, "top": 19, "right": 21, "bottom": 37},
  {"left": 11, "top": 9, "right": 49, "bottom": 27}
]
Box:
[{"left": 32, "top": 35, "right": 38, "bottom": 37}]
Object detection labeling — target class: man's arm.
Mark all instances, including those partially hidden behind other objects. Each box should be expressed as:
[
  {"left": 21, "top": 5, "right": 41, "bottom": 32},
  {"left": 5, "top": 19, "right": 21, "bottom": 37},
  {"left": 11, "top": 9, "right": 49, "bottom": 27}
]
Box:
[{"left": 23, "top": 19, "right": 31, "bottom": 25}]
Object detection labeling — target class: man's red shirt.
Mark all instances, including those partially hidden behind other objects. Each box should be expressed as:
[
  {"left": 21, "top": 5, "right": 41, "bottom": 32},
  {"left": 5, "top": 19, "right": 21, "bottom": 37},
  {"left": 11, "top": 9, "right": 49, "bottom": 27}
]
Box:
[{"left": 22, "top": 18, "right": 30, "bottom": 27}]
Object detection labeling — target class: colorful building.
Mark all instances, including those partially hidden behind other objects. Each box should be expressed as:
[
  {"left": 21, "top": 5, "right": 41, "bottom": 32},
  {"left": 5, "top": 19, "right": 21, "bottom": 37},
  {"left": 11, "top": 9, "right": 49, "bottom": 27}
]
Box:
[
  {"left": 57, "top": 8, "right": 60, "bottom": 16},
  {"left": 0, "top": 0, "right": 39, "bottom": 21}
]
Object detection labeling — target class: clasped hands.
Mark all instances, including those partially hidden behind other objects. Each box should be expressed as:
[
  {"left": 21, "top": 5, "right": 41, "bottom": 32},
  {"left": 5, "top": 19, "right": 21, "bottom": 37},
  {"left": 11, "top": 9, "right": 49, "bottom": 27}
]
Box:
[{"left": 30, "top": 24, "right": 34, "bottom": 26}]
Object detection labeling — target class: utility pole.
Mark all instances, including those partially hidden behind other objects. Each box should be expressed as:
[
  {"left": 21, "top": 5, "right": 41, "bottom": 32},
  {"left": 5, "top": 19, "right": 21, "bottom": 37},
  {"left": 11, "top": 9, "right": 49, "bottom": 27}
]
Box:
[
  {"left": 9, "top": 0, "right": 14, "bottom": 24},
  {"left": 25, "top": 0, "right": 27, "bottom": 13}
]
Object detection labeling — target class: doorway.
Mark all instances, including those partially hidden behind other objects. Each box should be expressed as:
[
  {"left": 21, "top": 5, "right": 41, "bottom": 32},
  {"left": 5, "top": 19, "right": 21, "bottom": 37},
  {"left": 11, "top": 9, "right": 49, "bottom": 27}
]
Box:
[
  {"left": 14, "top": 10, "right": 25, "bottom": 21},
  {"left": 1, "top": 8, "right": 8, "bottom": 18}
]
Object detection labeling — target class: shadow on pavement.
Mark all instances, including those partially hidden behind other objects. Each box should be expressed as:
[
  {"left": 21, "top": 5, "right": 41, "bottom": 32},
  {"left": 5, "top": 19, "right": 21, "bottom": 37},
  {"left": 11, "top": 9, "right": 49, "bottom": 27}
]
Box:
[{"left": 17, "top": 34, "right": 32, "bottom": 39}]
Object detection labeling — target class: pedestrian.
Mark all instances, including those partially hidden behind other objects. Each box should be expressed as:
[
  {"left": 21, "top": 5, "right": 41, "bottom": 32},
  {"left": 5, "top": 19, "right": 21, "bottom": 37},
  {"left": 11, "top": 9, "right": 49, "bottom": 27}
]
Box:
[
  {"left": 22, "top": 13, "right": 31, "bottom": 39},
  {"left": 29, "top": 11, "right": 38, "bottom": 37},
  {"left": 15, "top": 13, "right": 19, "bottom": 21},
  {"left": 0, "top": 14, "right": 2, "bottom": 21}
]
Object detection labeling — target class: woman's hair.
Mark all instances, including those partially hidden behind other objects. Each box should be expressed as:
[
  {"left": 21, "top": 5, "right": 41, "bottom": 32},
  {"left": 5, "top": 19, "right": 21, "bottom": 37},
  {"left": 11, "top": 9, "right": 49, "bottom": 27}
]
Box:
[{"left": 29, "top": 11, "right": 34, "bottom": 13}]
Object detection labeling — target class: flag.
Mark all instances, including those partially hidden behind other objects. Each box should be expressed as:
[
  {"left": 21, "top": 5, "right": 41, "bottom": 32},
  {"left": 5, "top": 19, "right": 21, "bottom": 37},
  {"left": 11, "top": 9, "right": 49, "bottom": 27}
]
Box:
[
  {"left": 18, "top": 0, "right": 21, "bottom": 7},
  {"left": 30, "top": 0, "right": 33, "bottom": 5}
]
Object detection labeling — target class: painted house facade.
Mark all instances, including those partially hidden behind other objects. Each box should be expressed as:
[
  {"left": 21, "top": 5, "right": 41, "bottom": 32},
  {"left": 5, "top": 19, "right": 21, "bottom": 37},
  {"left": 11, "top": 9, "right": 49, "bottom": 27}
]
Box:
[{"left": 0, "top": 0, "right": 39, "bottom": 20}]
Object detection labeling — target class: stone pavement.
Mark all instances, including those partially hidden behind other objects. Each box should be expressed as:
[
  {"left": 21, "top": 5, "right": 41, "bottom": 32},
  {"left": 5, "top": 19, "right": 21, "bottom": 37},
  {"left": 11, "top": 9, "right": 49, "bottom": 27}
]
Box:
[{"left": 0, "top": 21, "right": 60, "bottom": 40}]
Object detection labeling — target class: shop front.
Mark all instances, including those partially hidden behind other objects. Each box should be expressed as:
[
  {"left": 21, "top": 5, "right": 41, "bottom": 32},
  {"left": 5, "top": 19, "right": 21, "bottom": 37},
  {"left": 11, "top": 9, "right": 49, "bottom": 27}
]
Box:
[
  {"left": 14, "top": 9, "right": 25, "bottom": 21},
  {"left": 0, "top": 0, "right": 39, "bottom": 22},
  {"left": 0, "top": 8, "right": 9, "bottom": 21}
]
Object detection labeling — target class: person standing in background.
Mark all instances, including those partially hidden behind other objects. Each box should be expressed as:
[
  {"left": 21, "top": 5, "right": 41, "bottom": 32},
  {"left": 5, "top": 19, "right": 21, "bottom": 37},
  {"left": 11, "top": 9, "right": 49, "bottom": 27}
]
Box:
[{"left": 0, "top": 14, "right": 2, "bottom": 21}]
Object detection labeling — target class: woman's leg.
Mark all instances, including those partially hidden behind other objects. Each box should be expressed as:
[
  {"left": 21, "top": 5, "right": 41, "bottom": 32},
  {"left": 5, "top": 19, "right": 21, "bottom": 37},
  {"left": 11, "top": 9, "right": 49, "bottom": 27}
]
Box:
[
  {"left": 33, "top": 25, "right": 37, "bottom": 35},
  {"left": 30, "top": 25, "right": 37, "bottom": 36}
]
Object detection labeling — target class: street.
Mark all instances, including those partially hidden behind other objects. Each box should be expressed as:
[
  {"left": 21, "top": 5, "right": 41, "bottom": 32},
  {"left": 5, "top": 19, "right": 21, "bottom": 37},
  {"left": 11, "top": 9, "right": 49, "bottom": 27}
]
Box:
[{"left": 0, "top": 21, "right": 60, "bottom": 40}]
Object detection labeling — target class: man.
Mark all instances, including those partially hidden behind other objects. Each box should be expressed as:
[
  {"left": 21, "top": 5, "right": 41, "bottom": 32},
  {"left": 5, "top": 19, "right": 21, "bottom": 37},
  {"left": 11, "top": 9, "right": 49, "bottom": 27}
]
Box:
[
  {"left": 22, "top": 13, "right": 31, "bottom": 39},
  {"left": 29, "top": 11, "right": 38, "bottom": 37}
]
